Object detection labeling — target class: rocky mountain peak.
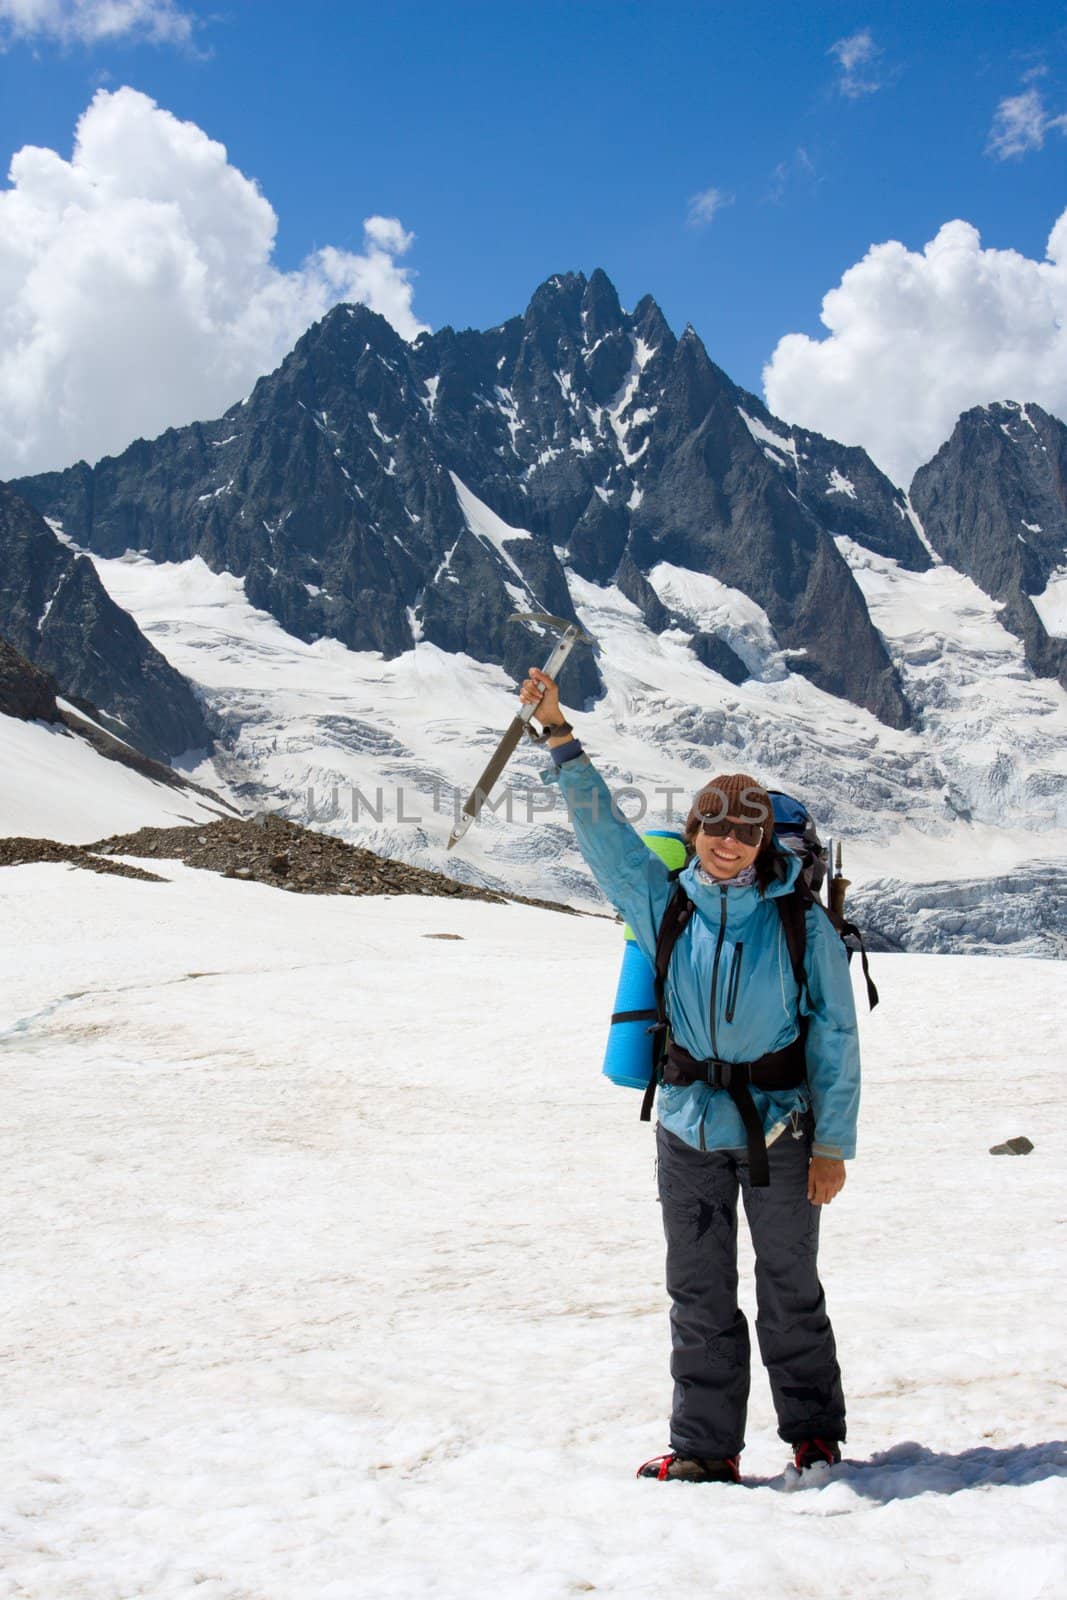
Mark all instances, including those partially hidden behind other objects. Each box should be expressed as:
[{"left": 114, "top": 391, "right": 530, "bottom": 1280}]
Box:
[
  {"left": 660, "top": 321, "right": 726, "bottom": 430},
  {"left": 911, "top": 399, "right": 1067, "bottom": 688},
  {"left": 580, "top": 268, "right": 625, "bottom": 341},
  {"left": 11, "top": 267, "right": 936, "bottom": 731},
  {"left": 523, "top": 269, "right": 588, "bottom": 325},
  {"left": 631, "top": 293, "right": 674, "bottom": 348}
]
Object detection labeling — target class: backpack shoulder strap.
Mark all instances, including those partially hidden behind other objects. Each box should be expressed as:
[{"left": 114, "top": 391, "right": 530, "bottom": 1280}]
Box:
[
  {"left": 653, "top": 872, "right": 694, "bottom": 984},
  {"left": 776, "top": 882, "right": 810, "bottom": 998},
  {"left": 639, "top": 873, "right": 695, "bottom": 1123}
]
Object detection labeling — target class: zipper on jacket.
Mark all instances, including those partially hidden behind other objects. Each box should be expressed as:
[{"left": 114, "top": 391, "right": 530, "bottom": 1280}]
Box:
[
  {"left": 724, "top": 942, "right": 744, "bottom": 1023},
  {"left": 701, "top": 887, "right": 729, "bottom": 1152},
  {"left": 708, "top": 887, "right": 728, "bottom": 1055}
]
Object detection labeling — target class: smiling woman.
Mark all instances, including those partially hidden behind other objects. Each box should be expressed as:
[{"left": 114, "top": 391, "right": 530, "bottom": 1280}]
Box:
[{"left": 519, "top": 664, "right": 860, "bottom": 1486}]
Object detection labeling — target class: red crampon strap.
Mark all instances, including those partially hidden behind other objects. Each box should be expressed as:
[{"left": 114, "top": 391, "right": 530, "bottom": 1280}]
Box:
[
  {"left": 793, "top": 1438, "right": 839, "bottom": 1470},
  {"left": 636, "top": 1452, "right": 741, "bottom": 1482}
]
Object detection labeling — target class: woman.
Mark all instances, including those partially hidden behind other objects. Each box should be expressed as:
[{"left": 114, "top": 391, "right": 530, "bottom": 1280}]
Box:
[{"left": 520, "top": 665, "right": 860, "bottom": 1485}]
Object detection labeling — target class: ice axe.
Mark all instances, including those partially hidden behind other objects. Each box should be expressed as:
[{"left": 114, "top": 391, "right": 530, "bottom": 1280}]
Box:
[{"left": 447, "top": 611, "right": 594, "bottom": 850}]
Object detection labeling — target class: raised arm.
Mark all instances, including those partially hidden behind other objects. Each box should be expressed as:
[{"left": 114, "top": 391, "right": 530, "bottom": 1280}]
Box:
[{"left": 520, "top": 667, "right": 675, "bottom": 965}]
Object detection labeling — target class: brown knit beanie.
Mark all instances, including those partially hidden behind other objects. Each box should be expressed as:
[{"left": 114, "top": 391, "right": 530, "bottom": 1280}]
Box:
[{"left": 685, "top": 773, "right": 775, "bottom": 853}]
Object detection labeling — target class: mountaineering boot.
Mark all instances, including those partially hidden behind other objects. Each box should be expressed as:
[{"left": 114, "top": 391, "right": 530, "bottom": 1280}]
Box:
[
  {"left": 636, "top": 1452, "right": 741, "bottom": 1483},
  {"left": 792, "top": 1439, "right": 841, "bottom": 1472}
]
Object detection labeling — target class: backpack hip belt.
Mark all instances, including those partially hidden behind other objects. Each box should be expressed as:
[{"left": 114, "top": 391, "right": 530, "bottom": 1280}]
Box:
[
  {"left": 661, "top": 1035, "right": 807, "bottom": 1187},
  {"left": 636, "top": 819, "right": 876, "bottom": 1186}
]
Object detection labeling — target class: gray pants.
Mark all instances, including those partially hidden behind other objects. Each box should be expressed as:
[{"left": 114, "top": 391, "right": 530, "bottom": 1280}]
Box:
[{"left": 656, "top": 1117, "right": 846, "bottom": 1459}]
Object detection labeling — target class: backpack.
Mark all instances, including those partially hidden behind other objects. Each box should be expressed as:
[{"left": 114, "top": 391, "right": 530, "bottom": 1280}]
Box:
[
  {"left": 768, "top": 790, "right": 829, "bottom": 898},
  {"left": 638, "top": 792, "right": 878, "bottom": 1142},
  {"left": 766, "top": 791, "right": 878, "bottom": 1010}
]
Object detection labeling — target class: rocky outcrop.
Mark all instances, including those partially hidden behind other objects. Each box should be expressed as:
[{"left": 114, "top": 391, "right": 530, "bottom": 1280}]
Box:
[
  {"left": 84, "top": 815, "right": 576, "bottom": 911},
  {"left": 910, "top": 402, "right": 1067, "bottom": 690},
  {"left": 0, "top": 481, "right": 212, "bottom": 760},
  {"left": 0, "top": 634, "right": 60, "bottom": 722}
]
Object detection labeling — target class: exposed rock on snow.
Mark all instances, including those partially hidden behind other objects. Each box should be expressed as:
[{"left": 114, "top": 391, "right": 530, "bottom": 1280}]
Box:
[
  {"left": 0, "top": 836, "right": 165, "bottom": 880},
  {"left": 42, "top": 539, "right": 1065, "bottom": 955},
  {"left": 989, "top": 1136, "right": 1035, "bottom": 1155},
  {"left": 85, "top": 815, "right": 579, "bottom": 912}
]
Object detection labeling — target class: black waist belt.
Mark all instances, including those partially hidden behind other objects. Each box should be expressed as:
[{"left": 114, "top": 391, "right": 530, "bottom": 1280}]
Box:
[{"left": 664, "top": 1036, "right": 806, "bottom": 1187}]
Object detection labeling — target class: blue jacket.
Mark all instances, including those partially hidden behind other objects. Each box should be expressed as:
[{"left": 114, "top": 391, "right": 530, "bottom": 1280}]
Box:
[{"left": 543, "top": 752, "right": 861, "bottom": 1160}]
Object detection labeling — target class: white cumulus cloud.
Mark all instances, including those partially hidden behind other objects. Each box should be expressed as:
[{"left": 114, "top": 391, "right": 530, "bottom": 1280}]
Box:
[
  {"left": 0, "top": 87, "right": 428, "bottom": 476},
  {"left": 0, "top": 0, "right": 194, "bottom": 45},
  {"left": 762, "top": 209, "right": 1067, "bottom": 487}
]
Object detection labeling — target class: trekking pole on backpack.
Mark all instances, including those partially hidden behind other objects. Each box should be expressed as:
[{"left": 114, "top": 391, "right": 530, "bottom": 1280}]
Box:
[
  {"left": 828, "top": 843, "right": 849, "bottom": 921},
  {"left": 827, "top": 842, "right": 879, "bottom": 1010}
]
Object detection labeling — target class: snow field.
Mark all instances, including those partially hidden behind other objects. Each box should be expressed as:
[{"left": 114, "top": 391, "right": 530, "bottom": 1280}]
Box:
[
  {"left": 0, "top": 862, "right": 1064, "bottom": 1598},
  {"left": 1034, "top": 567, "right": 1067, "bottom": 639},
  {"left": 0, "top": 715, "right": 223, "bottom": 843}
]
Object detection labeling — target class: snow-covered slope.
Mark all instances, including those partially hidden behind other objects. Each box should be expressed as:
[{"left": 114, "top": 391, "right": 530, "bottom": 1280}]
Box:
[
  {"left": 51, "top": 532, "right": 1067, "bottom": 950},
  {"left": 7, "top": 494, "right": 1065, "bottom": 950},
  {"left": 0, "top": 708, "right": 231, "bottom": 841},
  {"left": 1, "top": 861, "right": 1063, "bottom": 1598},
  {"left": 835, "top": 536, "right": 1067, "bottom": 830}
]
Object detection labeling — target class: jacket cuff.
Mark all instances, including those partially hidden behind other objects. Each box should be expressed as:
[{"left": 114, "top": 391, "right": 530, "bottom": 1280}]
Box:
[{"left": 548, "top": 738, "right": 583, "bottom": 766}]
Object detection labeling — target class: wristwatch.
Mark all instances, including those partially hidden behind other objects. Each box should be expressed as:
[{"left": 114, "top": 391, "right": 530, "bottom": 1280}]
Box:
[{"left": 532, "top": 720, "right": 574, "bottom": 742}]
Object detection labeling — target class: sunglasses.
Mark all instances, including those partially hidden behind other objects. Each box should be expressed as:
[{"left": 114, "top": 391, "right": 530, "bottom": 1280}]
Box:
[{"left": 697, "top": 816, "right": 764, "bottom": 847}]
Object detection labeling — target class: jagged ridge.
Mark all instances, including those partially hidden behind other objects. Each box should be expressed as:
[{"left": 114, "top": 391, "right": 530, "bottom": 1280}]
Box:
[{"left": 13, "top": 269, "right": 923, "bottom": 728}]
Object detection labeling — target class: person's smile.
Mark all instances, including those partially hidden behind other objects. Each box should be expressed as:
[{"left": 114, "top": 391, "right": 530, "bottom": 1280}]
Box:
[{"left": 708, "top": 841, "right": 746, "bottom": 869}]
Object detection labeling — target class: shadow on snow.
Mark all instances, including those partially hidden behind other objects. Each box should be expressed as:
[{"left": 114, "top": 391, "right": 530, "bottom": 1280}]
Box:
[{"left": 760, "top": 1440, "right": 1067, "bottom": 1501}]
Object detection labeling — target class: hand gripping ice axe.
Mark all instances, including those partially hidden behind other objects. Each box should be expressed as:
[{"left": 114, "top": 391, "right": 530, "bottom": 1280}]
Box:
[{"left": 447, "top": 611, "right": 594, "bottom": 850}]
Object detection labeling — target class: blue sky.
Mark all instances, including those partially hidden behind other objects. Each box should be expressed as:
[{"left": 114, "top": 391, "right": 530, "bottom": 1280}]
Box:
[{"left": 1, "top": 2, "right": 1066, "bottom": 481}]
